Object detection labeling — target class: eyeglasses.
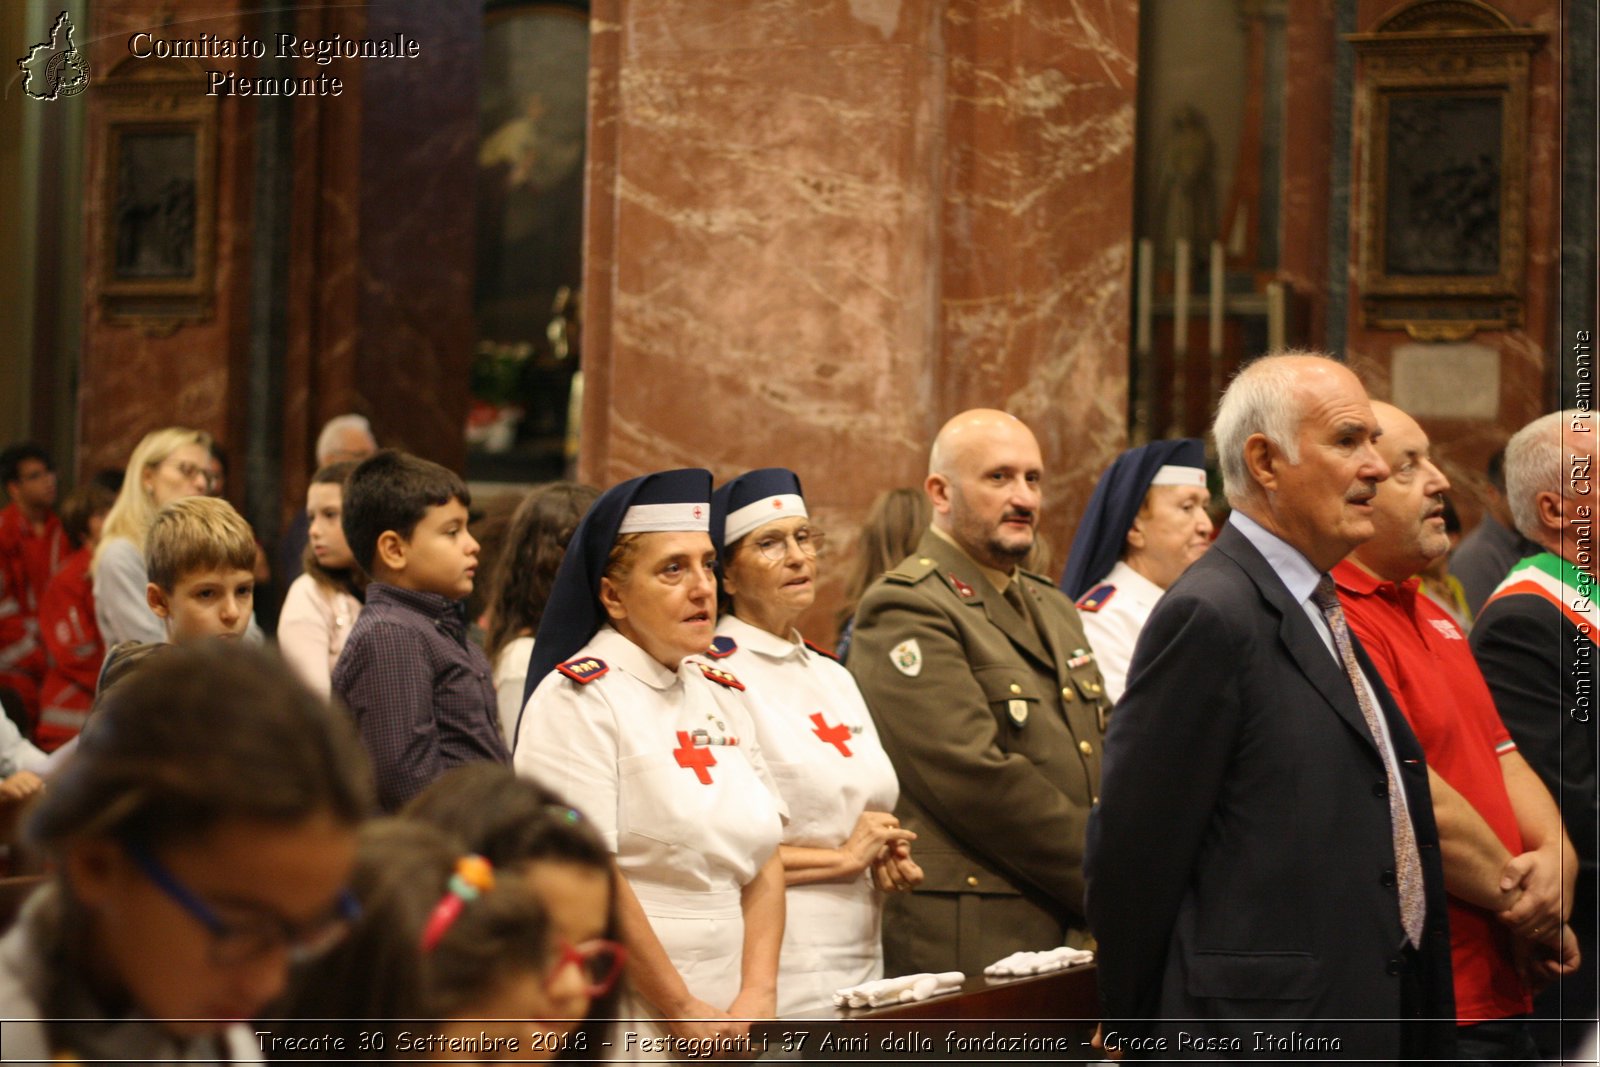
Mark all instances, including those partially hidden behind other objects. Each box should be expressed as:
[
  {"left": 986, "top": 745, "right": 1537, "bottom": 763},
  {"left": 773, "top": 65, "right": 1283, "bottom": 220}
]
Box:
[
  {"left": 748, "top": 526, "right": 825, "bottom": 562},
  {"left": 160, "top": 458, "right": 215, "bottom": 489},
  {"left": 124, "top": 840, "right": 361, "bottom": 967},
  {"left": 547, "top": 938, "right": 627, "bottom": 997}
]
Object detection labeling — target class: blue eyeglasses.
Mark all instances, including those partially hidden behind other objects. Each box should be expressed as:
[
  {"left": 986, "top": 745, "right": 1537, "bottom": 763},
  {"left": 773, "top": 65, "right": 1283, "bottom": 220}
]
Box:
[{"left": 123, "top": 840, "right": 361, "bottom": 967}]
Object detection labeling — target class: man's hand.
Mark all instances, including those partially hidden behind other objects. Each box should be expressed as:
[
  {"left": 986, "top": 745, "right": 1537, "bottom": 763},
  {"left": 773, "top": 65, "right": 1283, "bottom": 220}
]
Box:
[
  {"left": 1512, "top": 924, "right": 1581, "bottom": 994},
  {"left": 1497, "top": 847, "right": 1568, "bottom": 937}
]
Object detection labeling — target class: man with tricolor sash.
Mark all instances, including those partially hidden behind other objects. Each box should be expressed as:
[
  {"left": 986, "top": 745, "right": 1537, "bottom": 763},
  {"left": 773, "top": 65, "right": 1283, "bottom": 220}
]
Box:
[{"left": 1471, "top": 408, "right": 1599, "bottom": 1059}]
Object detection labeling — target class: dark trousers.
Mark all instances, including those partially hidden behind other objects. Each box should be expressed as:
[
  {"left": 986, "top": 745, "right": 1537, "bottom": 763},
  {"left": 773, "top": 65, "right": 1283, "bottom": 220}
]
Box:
[{"left": 1454, "top": 1017, "right": 1540, "bottom": 1066}]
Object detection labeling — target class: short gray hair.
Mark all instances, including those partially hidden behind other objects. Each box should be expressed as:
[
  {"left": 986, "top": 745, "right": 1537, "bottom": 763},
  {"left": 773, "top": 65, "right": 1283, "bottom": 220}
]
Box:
[
  {"left": 1212, "top": 351, "right": 1341, "bottom": 505},
  {"left": 315, "top": 413, "right": 376, "bottom": 466},
  {"left": 1504, "top": 409, "right": 1581, "bottom": 541}
]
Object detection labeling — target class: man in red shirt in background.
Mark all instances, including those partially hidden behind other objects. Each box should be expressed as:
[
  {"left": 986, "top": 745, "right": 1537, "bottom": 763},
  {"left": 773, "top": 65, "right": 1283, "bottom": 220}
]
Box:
[
  {"left": 1333, "top": 401, "right": 1578, "bottom": 1063},
  {"left": 0, "top": 443, "right": 69, "bottom": 729}
]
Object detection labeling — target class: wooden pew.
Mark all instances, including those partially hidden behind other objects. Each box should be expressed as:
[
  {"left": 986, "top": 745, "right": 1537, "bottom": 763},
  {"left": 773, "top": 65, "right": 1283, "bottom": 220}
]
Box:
[{"left": 749, "top": 963, "right": 1102, "bottom": 1060}]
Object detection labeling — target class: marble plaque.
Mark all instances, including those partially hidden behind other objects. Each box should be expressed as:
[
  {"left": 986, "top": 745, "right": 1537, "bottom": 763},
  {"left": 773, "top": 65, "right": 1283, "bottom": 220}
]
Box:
[{"left": 1390, "top": 342, "right": 1500, "bottom": 420}]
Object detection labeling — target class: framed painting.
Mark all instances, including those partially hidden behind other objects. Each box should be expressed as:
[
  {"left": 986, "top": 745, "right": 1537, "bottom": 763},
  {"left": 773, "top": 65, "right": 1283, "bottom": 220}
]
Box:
[
  {"left": 94, "top": 55, "right": 218, "bottom": 327},
  {"left": 469, "top": 1, "right": 589, "bottom": 482},
  {"left": 1349, "top": 0, "right": 1543, "bottom": 340}
]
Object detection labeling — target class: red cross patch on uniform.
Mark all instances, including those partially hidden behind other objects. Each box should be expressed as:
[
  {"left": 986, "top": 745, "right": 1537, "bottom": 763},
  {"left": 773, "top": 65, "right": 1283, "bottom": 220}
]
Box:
[
  {"left": 1075, "top": 583, "right": 1117, "bottom": 613},
  {"left": 809, "top": 713, "right": 854, "bottom": 757},
  {"left": 698, "top": 664, "right": 745, "bottom": 691},
  {"left": 674, "top": 730, "right": 717, "bottom": 784},
  {"left": 556, "top": 657, "right": 609, "bottom": 684},
  {"left": 706, "top": 635, "right": 738, "bottom": 659}
]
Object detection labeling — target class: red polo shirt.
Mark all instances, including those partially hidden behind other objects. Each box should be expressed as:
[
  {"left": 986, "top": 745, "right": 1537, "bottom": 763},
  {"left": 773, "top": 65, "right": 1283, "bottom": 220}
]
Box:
[{"left": 1333, "top": 559, "right": 1530, "bottom": 1022}]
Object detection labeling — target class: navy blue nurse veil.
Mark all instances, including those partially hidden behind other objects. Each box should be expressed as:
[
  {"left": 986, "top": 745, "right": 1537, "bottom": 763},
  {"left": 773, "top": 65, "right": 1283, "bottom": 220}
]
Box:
[
  {"left": 710, "top": 467, "right": 807, "bottom": 570},
  {"left": 1059, "top": 439, "right": 1206, "bottom": 601},
  {"left": 517, "top": 468, "right": 714, "bottom": 723}
]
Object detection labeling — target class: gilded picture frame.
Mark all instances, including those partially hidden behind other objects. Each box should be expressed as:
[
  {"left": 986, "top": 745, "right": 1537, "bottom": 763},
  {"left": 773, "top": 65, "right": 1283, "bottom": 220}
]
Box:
[
  {"left": 93, "top": 56, "right": 218, "bottom": 328},
  {"left": 1349, "top": 0, "right": 1543, "bottom": 341}
]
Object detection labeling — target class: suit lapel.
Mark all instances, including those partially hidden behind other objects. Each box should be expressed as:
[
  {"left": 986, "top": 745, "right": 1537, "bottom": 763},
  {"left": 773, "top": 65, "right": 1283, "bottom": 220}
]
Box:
[
  {"left": 1212, "top": 526, "right": 1380, "bottom": 754},
  {"left": 921, "top": 533, "right": 1054, "bottom": 669}
]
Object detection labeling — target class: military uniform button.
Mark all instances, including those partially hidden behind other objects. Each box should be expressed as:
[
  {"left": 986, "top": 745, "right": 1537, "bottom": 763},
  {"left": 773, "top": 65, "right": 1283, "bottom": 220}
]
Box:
[
  {"left": 1078, "top": 740, "right": 1093, "bottom": 755},
  {"left": 1009, "top": 683, "right": 1022, "bottom": 694},
  {"left": 919, "top": 557, "right": 934, "bottom": 566},
  {"left": 1061, "top": 687, "right": 1076, "bottom": 702},
  {"left": 965, "top": 875, "right": 979, "bottom": 887}
]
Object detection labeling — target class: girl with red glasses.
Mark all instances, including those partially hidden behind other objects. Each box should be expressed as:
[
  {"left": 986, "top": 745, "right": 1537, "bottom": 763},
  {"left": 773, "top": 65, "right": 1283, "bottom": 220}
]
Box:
[
  {"left": 275, "top": 819, "right": 625, "bottom": 1061},
  {"left": 404, "top": 762, "right": 625, "bottom": 1060}
]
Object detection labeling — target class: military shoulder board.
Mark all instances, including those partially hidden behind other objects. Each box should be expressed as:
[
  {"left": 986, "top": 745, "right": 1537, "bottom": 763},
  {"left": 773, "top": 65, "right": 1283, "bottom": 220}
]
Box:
[
  {"left": 556, "top": 657, "right": 609, "bottom": 684},
  {"left": 699, "top": 664, "right": 746, "bottom": 691},
  {"left": 1075, "top": 583, "right": 1117, "bottom": 613},
  {"left": 706, "top": 635, "right": 738, "bottom": 659}
]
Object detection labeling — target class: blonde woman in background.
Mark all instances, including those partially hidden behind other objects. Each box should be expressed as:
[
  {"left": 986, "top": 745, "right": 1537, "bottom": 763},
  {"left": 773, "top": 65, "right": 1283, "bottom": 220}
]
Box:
[{"left": 91, "top": 428, "right": 214, "bottom": 645}]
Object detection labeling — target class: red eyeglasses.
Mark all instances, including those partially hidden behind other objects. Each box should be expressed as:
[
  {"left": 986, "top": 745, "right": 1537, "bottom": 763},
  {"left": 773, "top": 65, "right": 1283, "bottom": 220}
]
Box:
[{"left": 548, "top": 938, "right": 627, "bottom": 997}]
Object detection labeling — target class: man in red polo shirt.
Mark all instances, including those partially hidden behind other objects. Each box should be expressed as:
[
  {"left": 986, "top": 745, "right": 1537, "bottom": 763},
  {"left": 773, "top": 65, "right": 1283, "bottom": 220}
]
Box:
[
  {"left": 1333, "top": 401, "right": 1578, "bottom": 1062},
  {"left": 0, "top": 443, "right": 68, "bottom": 727}
]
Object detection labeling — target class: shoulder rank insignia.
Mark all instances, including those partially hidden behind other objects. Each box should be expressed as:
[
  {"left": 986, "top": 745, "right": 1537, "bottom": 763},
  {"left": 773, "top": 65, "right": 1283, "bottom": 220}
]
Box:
[
  {"left": 803, "top": 638, "right": 839, "bottom": 662},
  {"left": 706, "top": 635, "right": 738, "bottom": 659},
  {"left": 698, "top": 664, "right": 746, "bottom": 691},
  {"left": 556, "top": 656, "right": 609, "bottom": 684},
  {"left": 948, "top": 573, "right": 977, "bottom": 599},
  {"left": 1075, "top": 583, "right": 1117, "bottom": 613},
  {"left": 884, "top": 555, "right": 938, "bottom": 585}
]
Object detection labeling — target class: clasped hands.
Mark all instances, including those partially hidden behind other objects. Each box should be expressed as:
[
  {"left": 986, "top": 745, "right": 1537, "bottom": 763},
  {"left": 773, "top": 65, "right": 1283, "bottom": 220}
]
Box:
[
  {"left": 843, "top": 810, "right": 924, "bottom": 893},
  {"left": 1495, "top": 846, "right": 1580, "bottom": 990}
]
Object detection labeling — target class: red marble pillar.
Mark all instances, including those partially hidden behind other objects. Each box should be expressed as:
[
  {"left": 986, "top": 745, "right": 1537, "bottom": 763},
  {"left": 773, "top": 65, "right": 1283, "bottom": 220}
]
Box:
[{"left": 581, "top": 1, "right": 1139, "bottom": 632}]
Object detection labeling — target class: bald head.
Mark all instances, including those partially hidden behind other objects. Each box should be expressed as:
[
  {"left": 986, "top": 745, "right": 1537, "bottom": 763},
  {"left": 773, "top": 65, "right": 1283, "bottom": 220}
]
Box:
[
  {"left": 926, "top": 409, "right": 1043, "bottom": 571},
  {"left": 930, "top": 409, "right": 1037, "bottom": 477}
]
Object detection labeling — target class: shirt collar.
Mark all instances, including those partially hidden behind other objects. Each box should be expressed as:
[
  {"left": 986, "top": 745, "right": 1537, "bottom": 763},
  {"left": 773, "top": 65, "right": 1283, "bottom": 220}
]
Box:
[
  {"left": 929, "top": 523, "right": 1014, "bottom": 594},
  {"left": 1229, "top": 510, "right": 1324, "bottom": 605},
  {"left": 1105, "top": 559, "right": 1166, "bottom": 602},
  {"left": 590, "top": 624, "right": 682, "bottom": 691},
  {"left": 367, "top": 583, "right": 465, "bottom": 626},
  {"left": 1332, "top": 558, "right": 1422, "bottom": 599},
  {"left": 718, "top": 614, "right": 804, "bottom": 660}
]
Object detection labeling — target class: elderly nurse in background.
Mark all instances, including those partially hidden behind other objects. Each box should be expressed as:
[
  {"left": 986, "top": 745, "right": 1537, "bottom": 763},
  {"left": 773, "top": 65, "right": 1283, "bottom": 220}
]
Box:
[
  {"left": 710, "top": 468, "right": 921, "bottom": 1014},
  {"left": 514, "top": 469, "right": 786, "bottom": 1046}
]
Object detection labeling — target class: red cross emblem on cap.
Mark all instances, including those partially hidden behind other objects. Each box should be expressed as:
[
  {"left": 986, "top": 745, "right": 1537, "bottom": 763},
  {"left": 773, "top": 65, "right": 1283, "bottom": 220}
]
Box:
[
  {"left": 772, "top": 499, "right": 783, "bottom": 509},
  {"left": 692, "top": 505, "right": 703, "bottom": 519},
  {"left": 809, "top": 713, "right": 854, "bottom": 757},
  {"left": 674, "top": 730, "right": 716, "bottom": 784}
]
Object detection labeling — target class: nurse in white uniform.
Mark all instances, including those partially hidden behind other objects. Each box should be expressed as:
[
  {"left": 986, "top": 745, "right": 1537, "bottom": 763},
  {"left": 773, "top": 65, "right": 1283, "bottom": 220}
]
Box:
[
  {"left": 1058, "top": 439, "right": 1213, "bottom": 702},
  {"left": 514, "top": 468, "right": 786, "bottom": 1046},
  {"left": 709, "top": 468, "right": 921, "bottom": 1015}
]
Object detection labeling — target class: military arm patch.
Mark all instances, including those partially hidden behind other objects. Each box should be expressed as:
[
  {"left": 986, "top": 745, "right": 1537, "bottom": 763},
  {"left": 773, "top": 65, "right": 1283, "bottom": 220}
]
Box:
[
  {"left": 706, "top": 635, "right": 738, "bottom": 659},
  {"left": 698, "top": 664, "right": 746, "bottom": 691},
  {"left": 1075, "top": 583, "right": 1117, "bottom": 613},
  {"left": 556, "top": 656, "right": 609, "bottom": 684}
]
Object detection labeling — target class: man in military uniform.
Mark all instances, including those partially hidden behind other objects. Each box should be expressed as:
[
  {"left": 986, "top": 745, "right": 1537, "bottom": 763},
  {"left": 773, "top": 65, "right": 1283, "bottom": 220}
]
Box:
[{"left": 847, "top": 408, "right": 1109, "bottom": 975}]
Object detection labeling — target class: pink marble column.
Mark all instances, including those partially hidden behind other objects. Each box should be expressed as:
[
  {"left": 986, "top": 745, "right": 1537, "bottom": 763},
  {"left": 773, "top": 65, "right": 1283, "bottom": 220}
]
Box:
[{"left": 582, "top": 1, "right": 1139, "bottom": 634}]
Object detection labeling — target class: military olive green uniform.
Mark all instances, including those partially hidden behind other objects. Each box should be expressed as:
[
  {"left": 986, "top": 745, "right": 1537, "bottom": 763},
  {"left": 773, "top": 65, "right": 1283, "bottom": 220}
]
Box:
[{"left": 846, "top": 530, "right": 1109, "bottom": 976}]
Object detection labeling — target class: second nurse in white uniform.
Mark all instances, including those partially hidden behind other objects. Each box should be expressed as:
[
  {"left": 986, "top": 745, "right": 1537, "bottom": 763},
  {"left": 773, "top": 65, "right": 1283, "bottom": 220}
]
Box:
[
  {"left": 710, "top": 468, "right": 921, "bottom": 1014},
  {"left": 514, "top": 469, "right": 786, "bottom": 1046}
]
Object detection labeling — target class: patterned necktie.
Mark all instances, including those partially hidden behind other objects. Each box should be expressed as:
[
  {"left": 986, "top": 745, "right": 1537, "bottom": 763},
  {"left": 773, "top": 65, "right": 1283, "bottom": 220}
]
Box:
[{"left": 1311, "top": 574, "right": 1426, "bottom": 946}]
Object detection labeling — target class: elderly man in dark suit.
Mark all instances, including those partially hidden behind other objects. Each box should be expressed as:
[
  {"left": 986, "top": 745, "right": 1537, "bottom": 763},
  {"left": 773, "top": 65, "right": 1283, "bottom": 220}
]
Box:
[
  {"left": 848, "top": 409, "right": 1111, "bottom": 976},
  {"left": 1086, "top": 352, "right": 1456, "bottom": 1060}
]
